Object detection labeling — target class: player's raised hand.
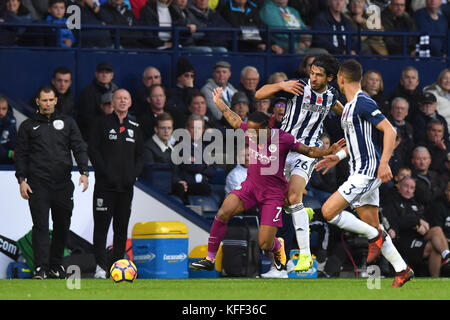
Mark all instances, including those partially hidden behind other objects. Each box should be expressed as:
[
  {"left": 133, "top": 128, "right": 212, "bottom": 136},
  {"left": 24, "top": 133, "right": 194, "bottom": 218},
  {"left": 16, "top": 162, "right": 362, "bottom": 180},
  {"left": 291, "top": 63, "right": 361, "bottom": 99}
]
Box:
[
  {"left": 212, "top": 87, "right": 223, "bottom": 105},
  {"left": 377, "top": 162, "right": 393, "bottom": 183},
  {"left": 328, "top": 138, "right": 346, "bottom": 155},
  {"left": 315, "top": 155, "right": 340, "bottom": 174},
  {"left": 279, "top": 80, "right": 305, "bottom": 96}
]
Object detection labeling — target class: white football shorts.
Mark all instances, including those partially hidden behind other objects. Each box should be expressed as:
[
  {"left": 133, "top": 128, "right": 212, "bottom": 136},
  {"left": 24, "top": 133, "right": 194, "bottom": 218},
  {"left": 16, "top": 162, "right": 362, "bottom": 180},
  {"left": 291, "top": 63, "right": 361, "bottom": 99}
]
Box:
[{"left": 337, "top": 174, "right": 381, "bottom": 208}]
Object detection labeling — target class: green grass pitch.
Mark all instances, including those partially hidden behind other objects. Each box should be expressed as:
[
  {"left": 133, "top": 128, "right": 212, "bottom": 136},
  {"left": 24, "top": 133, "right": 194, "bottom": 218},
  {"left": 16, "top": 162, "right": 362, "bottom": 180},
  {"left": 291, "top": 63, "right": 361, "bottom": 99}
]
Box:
[{"left": 0, "top": 278, "right": 449, "bottom": 300}]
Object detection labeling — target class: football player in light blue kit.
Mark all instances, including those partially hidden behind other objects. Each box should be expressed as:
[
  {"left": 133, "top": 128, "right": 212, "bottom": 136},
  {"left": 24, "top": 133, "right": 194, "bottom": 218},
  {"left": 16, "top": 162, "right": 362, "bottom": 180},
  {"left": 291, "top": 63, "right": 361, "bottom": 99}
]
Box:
[{"left": 316, "top": 59, "right": 413, "bottom": 287}]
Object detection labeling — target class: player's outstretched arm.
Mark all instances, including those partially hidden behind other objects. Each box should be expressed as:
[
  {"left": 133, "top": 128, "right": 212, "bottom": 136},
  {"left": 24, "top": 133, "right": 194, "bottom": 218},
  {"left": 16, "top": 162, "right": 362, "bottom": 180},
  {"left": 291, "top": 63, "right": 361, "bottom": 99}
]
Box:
[
  {"left": 297, "top": 138, "right": 346, "bottom": 159},
  {"left": 255, "top": 80, "right": 304, "bottom": 99},
  {"left": 212, "top": 88, "right": 242, "bottom": 129},
  {"left": 315, "top": 146, "right": 349, "bottom": 174},
  {"left": 331, "top": 100, "right": 344, "bottom": 116},
  {"left": 376, "top": 118, "right": 397, "bottom": 183}
]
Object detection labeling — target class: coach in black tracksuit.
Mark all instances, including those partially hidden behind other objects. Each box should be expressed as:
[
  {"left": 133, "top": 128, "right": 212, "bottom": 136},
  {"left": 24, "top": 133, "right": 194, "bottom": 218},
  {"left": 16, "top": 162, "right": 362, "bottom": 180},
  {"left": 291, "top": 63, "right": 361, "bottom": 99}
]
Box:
[
  {"left": 88, "top": 89, "right": 144, "bottom": 275},
  {"left": 15, "top": 85, "right": 89, "bottom": 279}
]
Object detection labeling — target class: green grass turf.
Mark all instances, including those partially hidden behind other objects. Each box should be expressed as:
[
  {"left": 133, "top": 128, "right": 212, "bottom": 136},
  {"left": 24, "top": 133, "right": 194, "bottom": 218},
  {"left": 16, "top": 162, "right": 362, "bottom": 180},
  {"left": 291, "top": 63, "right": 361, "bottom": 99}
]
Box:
[{"left": 0, "top": 278, "right": 449, "bottom": 300}]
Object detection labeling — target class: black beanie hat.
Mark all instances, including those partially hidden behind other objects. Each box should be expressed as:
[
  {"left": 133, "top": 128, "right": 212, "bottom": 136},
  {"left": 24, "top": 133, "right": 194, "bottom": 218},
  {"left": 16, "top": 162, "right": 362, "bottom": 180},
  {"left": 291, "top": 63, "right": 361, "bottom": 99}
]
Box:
[{"left": 177, "top": 58, "right": 195, "bottom": 77}]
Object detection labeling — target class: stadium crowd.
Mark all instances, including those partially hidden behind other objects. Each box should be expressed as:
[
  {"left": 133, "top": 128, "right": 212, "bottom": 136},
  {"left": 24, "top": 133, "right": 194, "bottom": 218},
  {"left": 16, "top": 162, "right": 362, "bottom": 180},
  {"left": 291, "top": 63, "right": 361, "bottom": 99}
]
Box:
[
  {"left": 0, "top": 0, "right": 449, "bottom": 57},
  {"left": 0, "top": 0, "right": 449, "bottom": 278}
]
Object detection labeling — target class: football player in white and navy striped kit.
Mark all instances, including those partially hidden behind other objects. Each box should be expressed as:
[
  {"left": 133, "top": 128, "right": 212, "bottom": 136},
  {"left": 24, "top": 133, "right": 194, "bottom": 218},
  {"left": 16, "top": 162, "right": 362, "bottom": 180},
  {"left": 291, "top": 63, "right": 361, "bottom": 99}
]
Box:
[
  {"left": 255, "top": 54, "right": 344, "bottom": 274},
  {"left": 316, "top": 59, "right": 414, "bottom": 287}
]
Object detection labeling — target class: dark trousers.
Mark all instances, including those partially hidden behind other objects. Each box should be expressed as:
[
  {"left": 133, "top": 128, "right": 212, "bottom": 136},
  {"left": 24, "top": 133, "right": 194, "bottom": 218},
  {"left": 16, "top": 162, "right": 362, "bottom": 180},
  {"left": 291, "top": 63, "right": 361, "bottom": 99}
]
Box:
[
  {"left": 28, "top": 180, "right": 74, "bottom": 270},
  {"left": 93, "top": 186, "right": 133, "bottom": 271}
]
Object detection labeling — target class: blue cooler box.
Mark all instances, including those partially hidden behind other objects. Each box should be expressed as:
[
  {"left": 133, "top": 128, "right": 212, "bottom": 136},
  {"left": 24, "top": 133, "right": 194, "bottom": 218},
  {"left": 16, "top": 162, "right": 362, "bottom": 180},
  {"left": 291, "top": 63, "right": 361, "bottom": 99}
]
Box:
[
  {"left": 132, "top": 221, "right": 189, "bottom": 279},
  {"left": 287, "top": 249, "right": 318, "bottom": 278}
]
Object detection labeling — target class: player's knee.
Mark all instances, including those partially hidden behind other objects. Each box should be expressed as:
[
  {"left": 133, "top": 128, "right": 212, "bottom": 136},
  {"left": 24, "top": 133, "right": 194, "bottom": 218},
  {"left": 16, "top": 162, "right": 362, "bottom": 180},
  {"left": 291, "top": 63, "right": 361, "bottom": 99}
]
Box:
[
  {"left": 287, "top": 191, "right": 302, "bottom": 206},
  {"left": 216, "top": 209, "right": 231, "bottom": 222},
  {"left": 321, "top": 204, "right": 334, "bottom": 221}
]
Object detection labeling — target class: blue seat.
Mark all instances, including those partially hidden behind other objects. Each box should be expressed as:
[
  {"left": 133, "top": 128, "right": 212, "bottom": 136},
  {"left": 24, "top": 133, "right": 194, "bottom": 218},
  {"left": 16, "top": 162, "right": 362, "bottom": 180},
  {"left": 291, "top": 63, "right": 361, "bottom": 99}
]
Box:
[
  {"left": 187, "top": 195, "right": 219, "bottom": 214},
  {"left": 141, "top": 164, "right": 172, "bottom": 194},
  {"left": 209, "top": 167, "right": 226, "bottom": 185}
]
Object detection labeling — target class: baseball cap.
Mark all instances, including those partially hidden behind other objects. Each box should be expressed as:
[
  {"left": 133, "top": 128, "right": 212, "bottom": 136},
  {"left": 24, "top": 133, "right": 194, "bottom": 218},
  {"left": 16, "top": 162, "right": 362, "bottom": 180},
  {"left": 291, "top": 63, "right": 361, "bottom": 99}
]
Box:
[
  {"left": 214, "top": 61, "right": 231, "bottom": 70},
  {"left": 231, "top": 91, "right": 249, "bottom": 107},
  {"left": 421, "top": 92, "right": 437, "bottom": 104},
  {"left": 96, "top": 62, "right": 113, "bottom": 72},
  {"left": 101, "top": 92, "right": 113, "bottom": 104}
]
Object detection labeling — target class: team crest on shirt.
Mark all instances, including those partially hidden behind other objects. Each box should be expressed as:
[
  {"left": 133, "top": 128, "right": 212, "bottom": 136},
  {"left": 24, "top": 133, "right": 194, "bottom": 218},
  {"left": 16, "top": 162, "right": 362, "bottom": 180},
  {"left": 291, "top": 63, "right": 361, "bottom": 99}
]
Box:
[
  {"left": 127, "top": 129, "right": 134, "bottom": 138},
  {"left": 268, "top": 144, "right": 277, "bottom": 153},
  {"left": 53, "top": 120, "right": 64, "bottom": 130},
  {"left": 235, "top": 185, "right": 242, "bottom": 190}
]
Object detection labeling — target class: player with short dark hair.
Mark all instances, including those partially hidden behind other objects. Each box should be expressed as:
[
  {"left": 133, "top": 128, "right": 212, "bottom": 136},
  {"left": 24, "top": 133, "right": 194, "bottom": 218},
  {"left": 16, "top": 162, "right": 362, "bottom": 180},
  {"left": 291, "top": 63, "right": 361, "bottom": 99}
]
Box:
[
  {"left": 255, "top": 54, "right": 344, "bottom": 273},
  {"left": 189, "top": 87, "right": 345, "bottom": 272},
  {"left": 316, "top": 59, "right": 413, "bottom": 287}
]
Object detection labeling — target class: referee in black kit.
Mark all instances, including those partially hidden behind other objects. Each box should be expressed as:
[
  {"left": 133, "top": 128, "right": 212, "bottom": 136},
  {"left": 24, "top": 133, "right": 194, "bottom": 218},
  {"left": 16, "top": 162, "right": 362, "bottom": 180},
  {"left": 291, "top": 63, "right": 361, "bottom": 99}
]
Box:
[
  {"left": 15, "top": 85, "right": 89, "bottom": 279},
  {"left": 88, "top": 89, "right": 144, "bottom": 278}
]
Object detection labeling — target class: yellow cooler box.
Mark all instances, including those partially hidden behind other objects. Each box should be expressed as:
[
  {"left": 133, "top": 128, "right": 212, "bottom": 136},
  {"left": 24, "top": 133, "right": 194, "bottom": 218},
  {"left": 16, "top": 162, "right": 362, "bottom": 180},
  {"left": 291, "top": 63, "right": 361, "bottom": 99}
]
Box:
[{"left": 132, "top": 221, "right": 188, "bottom": 279}]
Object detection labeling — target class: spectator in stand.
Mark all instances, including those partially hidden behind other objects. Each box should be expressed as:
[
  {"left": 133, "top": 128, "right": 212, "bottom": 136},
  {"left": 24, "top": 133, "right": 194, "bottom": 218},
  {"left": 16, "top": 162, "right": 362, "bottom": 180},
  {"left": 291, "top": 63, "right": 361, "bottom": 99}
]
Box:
[
  {"left": 259, "top": 0, "right": 326, "bottom": 55},
  {"left": 172, "top": 114, "right": 217, "bottom": 200},
  {"left": 267, "top": 71, "right": 288, "bottom": 84},
  {"left": 20, "top": 0, "right": 48, "bottom": 20},
  {"left": 418, "top": 119, "right": 450, "bottom": 174},
  {"left": 381, "top": 0, "right": 417, "bottom": 56},
  {"left": 221, "top": 91, "right": 249, "bottom": 128},
  {"left": 72, "top": 0, "right": 113, "bottom": 48},
  {"left": 138, "top": 84, "right": 186, "bottom": 141},
  {"left": 268, "top": 96, "right": 285, "bottom": 129},
  {"left": 288, "top": 0, "right": 328, "bottom": 27},
  {"left": 387, "top": 97, "right": 415, "bottom": 173},
  {"left": 131, "top": 66, "right": 162, "bottom": 118},
  {"left": 30, "top": 67, "right": 74, "bottom": 117},
  {"left": 380, "top": 165, "right": 412, "bottom": 199},
  {"left": 225, "top": 143, "right": 249, "bottom": 194},
  {"left": 254, "top": 98, "right": 271, "bottom": 115},
  {"left": 101, "top": 0, "right": 143, "bottom": 48},
  {"left": 362, "top": 69, "right": 388, "bottom": 112},
  {"left": 42, "top": 0, "right": 75, "bottom": 48},
  {"left": 76, "top": 62, "right": 118, "bottom": 141},
  {"left": 170, "top": 0, "right": 204, "bottom": 50},
  {"left": 166, "top": 57, "right": 198, "bottom": 115},
  {"left": 293, "top": 54, "right": 316, "bottom": 78},
  {"left": 99, "top": 92, "right": 114, "bottom": 115},
  {"left": 426, "top": 180, "right": 450, "bottom": 245},
  {"left": 219, "top": 0, "right": 266, "bottom": 52},
  {"left": 443, "top": 152, "right": 450, "bottom": 183},
  {"left": 0, "top": 95, "right": 16, "bottom": 165},
  {"left": 201, "top": 61, "right": 237, "bottom": 121},
  {"left": 382, "top": 177, "right": 450, "bottom": 277},
  {"left": 344, "top": 0, "right": 388, "bottom": 55},
  {"left": 187, "top": 0, "right": 231, "bottom": 52},
  {"left": 0, "top": 0, "right": 32, "bottom": 45},
  {"left": 142, "top": 112, "right": 174, "bottom": 165},
  {"left": 411, "top": 146, "right": 446, "bottom": 209},
  {"left": 414, "top": 0, "right": 448, "bottom": 57},
  {"left": 311, "top": 0, "right": 357, "bottom": 55},
  {"left": 140, "top": 0, "right": 200, "bottom": 50},
  {"left": 238, "top": 66, "right": 260, "bottom": 112},
  {"left": 413, "top": 92, "right": 449, "bottom": 144},
  {"left": 424, "top": 68, "right": 450, "bottom": 132},
  {"left": 388, "top": 66, "right": 423, "bottom": 123},
  {"left": 188, "top": 91, "right": 221, "bottom": 130}
]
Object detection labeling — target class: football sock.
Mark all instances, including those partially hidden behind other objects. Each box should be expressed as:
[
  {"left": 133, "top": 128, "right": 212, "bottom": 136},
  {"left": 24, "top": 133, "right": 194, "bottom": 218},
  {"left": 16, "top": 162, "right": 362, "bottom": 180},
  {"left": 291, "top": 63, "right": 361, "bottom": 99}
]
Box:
[
  {"left": 442, "top": 250, "right": 450, "bottom": 259},
  {"left": 271, "top": 237, "right": 282, "bottom": 252},
  {"left": 329, "top": 210, "right": 379, "bottom": 240},
  {"left": 291, "top": 203, "right": 311, "bottom": 256},
  {"left": 381, "top": 231, "right": 407, "bottom": 272},
  {"left": 207, "top": 217, "right": 228, "bottom": 261}
]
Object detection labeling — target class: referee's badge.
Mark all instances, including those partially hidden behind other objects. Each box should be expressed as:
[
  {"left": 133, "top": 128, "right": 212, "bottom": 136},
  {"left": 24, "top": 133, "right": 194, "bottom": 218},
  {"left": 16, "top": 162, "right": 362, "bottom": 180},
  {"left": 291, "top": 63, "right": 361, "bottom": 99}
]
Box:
[
  {"left": 53, "top": 120, "right": 64, "bottom": 130},
  {"left": 269, "top": 144, "right": 277, "bottom": 153}
]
